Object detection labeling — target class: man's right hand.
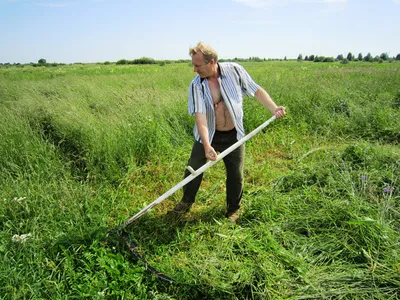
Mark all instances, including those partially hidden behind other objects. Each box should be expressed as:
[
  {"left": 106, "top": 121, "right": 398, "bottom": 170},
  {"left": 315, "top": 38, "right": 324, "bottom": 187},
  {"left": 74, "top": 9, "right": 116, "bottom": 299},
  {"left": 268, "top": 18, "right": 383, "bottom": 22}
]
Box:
[{"left": 205, "top": 146, "right": 217, "bottom": 161}]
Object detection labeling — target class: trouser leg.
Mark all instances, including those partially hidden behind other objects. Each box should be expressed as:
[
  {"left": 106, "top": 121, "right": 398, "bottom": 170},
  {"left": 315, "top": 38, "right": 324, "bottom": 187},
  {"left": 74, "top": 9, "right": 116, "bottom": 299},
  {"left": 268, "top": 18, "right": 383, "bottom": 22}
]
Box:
[
  {"left": 212, "top": 129, "right": 245, "bottom": 213},
  {"left": 181, "top": 141, "right": 206, "bottom": 204},
  {"left": 223, "top": 144, "right": 245, "bottom": 213}
]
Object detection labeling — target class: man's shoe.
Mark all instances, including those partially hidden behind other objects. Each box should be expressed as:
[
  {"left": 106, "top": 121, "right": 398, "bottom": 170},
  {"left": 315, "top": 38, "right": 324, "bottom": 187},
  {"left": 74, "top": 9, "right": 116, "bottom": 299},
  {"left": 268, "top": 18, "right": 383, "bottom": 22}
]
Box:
[
  {"left": 226, "top": 210, "right": 240, "bottom": 223},
  {"left": 173, "top": 201, "right": 192, "bottom": 213}
]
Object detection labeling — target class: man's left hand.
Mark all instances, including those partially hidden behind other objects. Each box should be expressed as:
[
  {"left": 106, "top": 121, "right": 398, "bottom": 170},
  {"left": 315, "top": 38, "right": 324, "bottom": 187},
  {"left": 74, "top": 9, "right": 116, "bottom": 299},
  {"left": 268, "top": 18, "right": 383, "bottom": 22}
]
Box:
[{"left": 273, "top": 106, "right": 286, "bottom": 118}]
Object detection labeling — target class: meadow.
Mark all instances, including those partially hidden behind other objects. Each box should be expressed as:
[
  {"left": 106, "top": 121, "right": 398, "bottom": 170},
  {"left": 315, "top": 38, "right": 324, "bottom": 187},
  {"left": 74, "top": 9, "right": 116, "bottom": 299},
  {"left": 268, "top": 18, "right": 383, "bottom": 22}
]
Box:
[{"left": 0, "top": 60, "right": 399, "bottom": 299}]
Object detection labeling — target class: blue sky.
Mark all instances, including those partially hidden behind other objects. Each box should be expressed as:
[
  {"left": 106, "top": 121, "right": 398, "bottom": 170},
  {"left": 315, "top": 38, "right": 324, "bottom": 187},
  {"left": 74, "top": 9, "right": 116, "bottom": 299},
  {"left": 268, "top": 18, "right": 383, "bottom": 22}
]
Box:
[{"left": 1, "top": 0, "right": 400, "bottom": 64}]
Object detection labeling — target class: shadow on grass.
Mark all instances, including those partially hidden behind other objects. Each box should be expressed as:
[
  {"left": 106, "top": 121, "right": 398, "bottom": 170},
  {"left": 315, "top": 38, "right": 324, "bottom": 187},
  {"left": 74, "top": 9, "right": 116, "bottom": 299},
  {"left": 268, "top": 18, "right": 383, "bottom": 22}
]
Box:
[{"left": 118, "top": 203, "right": 235, "bottom": 299}]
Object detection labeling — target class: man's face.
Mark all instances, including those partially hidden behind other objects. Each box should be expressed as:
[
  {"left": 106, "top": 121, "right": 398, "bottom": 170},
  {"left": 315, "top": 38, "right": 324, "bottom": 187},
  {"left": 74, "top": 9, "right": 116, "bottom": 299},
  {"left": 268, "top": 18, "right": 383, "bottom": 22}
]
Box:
[{"left": 192, "top": 52, "right": 213, "bottom": 78}]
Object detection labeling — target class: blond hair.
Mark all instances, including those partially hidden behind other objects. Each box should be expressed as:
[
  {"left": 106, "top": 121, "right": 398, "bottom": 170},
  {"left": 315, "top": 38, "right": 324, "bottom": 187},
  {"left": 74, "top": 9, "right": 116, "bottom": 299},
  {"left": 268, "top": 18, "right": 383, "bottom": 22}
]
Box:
[{"left": 189, "top": 42, "right": 218, "bottom": 63}]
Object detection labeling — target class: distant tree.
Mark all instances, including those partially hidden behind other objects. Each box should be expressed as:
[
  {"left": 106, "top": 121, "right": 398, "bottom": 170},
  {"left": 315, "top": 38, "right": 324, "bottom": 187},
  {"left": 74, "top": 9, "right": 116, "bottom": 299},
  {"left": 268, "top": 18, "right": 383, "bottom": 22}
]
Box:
[
  {"left": 297, "top": 54, "right": 303, "bottom": 60},
  {"left": 364, "top": 53, "right": 372, "bottom": 62},
  {"left": 284, "top": 56, "right": 287, "bottom": 61},
  {"left": 341, "top": 58, "right": 349, "bottom": 64},
  {"left": 396, "top": 54, "right": 400, "bottom": 60},
  {"left": 346, "top": 52, "right": 354, "bottom": 61},
  {"left": 337, "top": 54, "right": 344, "bottom": 60},
  {"left": 312, "top": 56, "right": 334, "bottom": 63},
  {"left": 250, "top": 56, "right": 263, "bottom": 62},
  {"left": 357, "top": 53, "right": 363, "bottom": 61},
  {"left": 38, "top": 58, "right": 46, "bottom": 64},
  {"left": 132, "top": 57, "right": 156, "bottom": 64},
  {"left": 309, "top": 54, "right": 315, "bottom": 61},
  {"left": 380, "top": 53, "right": 389, "bottom": 60},
  {"left": 323, "top": 57, "right": 335, "bottom": 62},
  {"left": 116, "top": 59, "right": 128, "bottom": 65},
  {"left": 304, "top": 55, "right": 309, "bottom": 61}
]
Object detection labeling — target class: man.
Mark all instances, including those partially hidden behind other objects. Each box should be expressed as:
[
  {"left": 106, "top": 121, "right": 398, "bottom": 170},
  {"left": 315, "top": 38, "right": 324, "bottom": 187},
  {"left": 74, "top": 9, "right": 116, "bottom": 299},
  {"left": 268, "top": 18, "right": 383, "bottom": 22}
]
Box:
[{"left": 173, "top": 42, "right": 286, "bottom": 223}]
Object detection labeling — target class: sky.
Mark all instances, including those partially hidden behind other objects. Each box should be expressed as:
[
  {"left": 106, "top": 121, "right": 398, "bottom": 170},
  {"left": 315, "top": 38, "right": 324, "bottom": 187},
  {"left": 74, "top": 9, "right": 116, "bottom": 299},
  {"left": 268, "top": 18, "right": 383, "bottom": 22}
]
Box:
[{"left": 1, "top": 0, "right": 400, "bottom": 64}]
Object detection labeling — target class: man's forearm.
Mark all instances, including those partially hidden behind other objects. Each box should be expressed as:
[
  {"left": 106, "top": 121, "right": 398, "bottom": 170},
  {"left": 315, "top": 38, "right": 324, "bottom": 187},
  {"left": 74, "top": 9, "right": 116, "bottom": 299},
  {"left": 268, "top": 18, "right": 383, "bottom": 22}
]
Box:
[
  {"left": 195, "top": 113, "right": 211, "bottom": 147},
  {"left": 255, "top": 88, "right": 279, "bottom": 113},
  {"left": 195, "top": 113, "right": 217, "bottom": 160}
]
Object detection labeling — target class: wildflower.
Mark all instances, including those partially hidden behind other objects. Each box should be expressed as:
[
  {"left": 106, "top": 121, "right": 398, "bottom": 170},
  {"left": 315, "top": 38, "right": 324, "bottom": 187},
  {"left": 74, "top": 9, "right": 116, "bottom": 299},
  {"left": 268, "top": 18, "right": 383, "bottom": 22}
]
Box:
[
  {"left": 12, "top": 197, "right": 26, "bottom": 202},
  {"left": 12, "top": 233, "right": 32, "bottom": 243},
  {"left": 383, "top": 186, "right": 395, "bottom": 194},
  {"left": 360, "top": 175, "right": 367, "bottom": 180}
]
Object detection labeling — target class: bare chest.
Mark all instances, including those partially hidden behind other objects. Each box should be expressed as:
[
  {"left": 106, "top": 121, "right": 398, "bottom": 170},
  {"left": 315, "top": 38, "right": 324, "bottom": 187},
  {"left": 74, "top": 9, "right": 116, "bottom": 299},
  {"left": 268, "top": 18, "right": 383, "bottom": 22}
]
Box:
[
  {"left": 207, "top": 78, "right": 235, "bottom": 130},
  {"left": 207, "top": 78, "right": 222, "bottom": 105}
]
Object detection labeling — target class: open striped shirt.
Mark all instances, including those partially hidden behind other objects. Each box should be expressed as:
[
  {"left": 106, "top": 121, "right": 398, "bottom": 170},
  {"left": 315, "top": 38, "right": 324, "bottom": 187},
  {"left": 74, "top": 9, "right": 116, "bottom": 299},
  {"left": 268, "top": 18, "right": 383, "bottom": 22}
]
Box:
[{"left": 188, "top": 62, "right": 260, "bottom": 143}]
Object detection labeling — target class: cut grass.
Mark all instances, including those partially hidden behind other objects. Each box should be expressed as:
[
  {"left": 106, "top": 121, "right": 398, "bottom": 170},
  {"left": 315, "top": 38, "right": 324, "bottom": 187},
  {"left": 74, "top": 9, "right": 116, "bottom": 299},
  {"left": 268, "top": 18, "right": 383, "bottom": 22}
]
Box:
[{"left": 1, "top": 61, "right": 399, "bottom": 299}]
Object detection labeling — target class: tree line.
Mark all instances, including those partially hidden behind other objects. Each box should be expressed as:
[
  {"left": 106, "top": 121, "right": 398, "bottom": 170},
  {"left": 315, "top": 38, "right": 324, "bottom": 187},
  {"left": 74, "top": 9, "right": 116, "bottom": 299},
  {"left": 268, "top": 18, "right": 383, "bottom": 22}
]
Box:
[
  {"left": 1, "top": 52, "right": 400, "bottom": 67},
  {"left": 297, "top": 52, "right": 400, "bottom": 63}
]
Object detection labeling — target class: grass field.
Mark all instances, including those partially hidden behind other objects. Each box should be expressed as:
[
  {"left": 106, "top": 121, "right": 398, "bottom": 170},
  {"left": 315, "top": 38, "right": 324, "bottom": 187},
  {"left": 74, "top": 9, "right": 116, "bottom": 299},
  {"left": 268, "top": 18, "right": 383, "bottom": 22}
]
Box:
[{"left": 0, "top": 61, "right": 399, "bottom": 299}]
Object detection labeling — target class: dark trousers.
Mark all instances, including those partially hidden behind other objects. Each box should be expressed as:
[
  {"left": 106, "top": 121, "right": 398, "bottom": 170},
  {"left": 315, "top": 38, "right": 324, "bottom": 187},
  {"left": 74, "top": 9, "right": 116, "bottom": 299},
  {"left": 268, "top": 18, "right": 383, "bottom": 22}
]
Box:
[{"left": 181, "top": 129, "right": 244, "bottom": 213}]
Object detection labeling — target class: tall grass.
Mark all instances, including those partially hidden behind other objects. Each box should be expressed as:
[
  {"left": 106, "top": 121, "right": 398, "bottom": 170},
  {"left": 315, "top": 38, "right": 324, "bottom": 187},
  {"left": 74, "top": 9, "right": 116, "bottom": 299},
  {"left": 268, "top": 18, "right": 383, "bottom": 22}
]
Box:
[{"left": 0, "top": 61, "right": 399, "bottom": 299}]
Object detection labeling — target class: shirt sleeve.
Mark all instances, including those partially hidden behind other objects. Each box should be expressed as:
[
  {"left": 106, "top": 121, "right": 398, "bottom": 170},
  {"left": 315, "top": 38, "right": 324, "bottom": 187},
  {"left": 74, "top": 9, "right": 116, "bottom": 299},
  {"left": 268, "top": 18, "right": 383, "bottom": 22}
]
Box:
[
  {"left": 235, "top": 64, "right": 260, "bottom": 97},
  {"left": 188, "top": 80, "right": 206, "bottom": 116}
]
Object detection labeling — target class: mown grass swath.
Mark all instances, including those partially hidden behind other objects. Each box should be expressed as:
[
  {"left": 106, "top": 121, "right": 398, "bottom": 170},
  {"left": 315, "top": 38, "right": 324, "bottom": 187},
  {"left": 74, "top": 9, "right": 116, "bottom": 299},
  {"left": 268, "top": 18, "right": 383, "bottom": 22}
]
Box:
[{"left": 0, "top": 61, "right": 399, "bottom": 299}]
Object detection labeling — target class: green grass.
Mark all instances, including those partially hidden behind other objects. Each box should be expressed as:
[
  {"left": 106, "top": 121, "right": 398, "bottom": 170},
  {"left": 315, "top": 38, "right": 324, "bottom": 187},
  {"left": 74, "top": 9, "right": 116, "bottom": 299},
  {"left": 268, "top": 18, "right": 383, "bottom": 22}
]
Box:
[{"left": 0, "top": 61, "right": 399, "bottom": 299}]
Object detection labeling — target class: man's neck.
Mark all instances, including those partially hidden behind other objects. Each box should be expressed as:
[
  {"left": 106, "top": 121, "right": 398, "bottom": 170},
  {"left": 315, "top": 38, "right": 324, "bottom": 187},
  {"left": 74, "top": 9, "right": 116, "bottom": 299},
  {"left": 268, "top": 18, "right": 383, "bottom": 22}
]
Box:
[{"left": 208, "top": 64, "right": 220, "bottom": 80}]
